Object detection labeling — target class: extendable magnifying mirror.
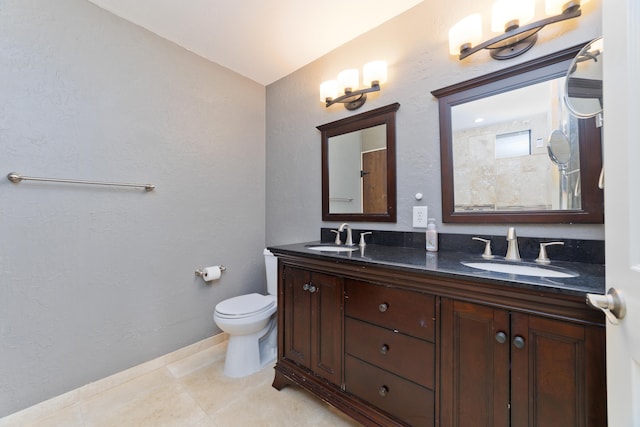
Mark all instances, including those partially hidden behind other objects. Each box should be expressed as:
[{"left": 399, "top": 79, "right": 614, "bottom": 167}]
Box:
[
  {"left": 565, "top": 36, "right": 604, "bottom": 189},
  {"left": 547, "top": 130, "right": 572, "bottom": 167},
  {"left": 548, "top": 130, "right": 572, "bottom": 209}
]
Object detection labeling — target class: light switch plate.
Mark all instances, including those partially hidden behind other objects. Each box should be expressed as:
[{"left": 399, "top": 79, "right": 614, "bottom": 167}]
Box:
[{"left": 413, "top": 206, "right": 429, "bottom": 228}]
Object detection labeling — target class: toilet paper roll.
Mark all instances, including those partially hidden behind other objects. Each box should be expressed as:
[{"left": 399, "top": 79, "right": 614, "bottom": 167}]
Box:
[{"left": 202, "top": 266, "right": 222, "bottom": 282}]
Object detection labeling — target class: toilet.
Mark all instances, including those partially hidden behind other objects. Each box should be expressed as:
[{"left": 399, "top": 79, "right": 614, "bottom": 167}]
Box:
[{"left": 213, "top": 249, "right": 278, "bottom": 378}]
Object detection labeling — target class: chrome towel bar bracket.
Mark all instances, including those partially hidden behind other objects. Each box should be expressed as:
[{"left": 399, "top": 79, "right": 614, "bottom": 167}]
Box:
[{"left": 7, "top": 172, "right": 155, "bottom": 191}]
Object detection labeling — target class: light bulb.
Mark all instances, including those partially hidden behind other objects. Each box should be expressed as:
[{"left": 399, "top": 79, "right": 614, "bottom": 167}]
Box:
[
  {"left": 320, "top": 80, "right": 338, "bottom": 102},
  {"left": 491, "top": 0, "right": 535, "bottom": 32},
  {"left": 337, "top": 69, "right": 359, "bottom": 93},
  {"left": 363, "top": 61, "right": 388, "bottom": 86},
  {"left": 449, "top": 14, "right": 483, "bottom": 55}
]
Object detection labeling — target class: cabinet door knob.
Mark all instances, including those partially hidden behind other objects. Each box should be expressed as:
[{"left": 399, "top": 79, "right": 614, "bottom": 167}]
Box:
[
  {"left": 513, "top": 335, "right": 526, "bottom": 349},
  {"left": 308, "top": 285, "right": 317, "bottom": 293},
  {"left": 380, "top": 344, "right": 389, "bottom": 354},
  {"left": 378, "top": 385, "right": 389, "bottom": 397},
  {"left": 378, "top": 303, "right": 389, "bottom": 312},
  {"left": 302, "top": 283, "right": 310, "bottom": 291},
  {"left": 495, "top": 331, "right": 507, "bottom": 344}
]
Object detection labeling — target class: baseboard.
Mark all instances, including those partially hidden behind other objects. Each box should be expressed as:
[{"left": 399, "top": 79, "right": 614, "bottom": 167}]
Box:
[{"left": 0, "top": 333, "right": 228, "bottom": 426}]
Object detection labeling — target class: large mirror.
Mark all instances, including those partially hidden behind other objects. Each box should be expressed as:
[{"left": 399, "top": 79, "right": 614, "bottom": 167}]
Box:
[
  {"left": 317, "top": 103, "right": 400, "bottom": 222},
  {"left": 432, "top": 44, "right": 603, "bottom": 224}
]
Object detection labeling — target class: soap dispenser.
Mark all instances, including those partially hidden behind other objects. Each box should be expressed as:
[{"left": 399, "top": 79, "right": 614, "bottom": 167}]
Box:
[{"left": 426, "top": 218, "right": 438, "bottom": 252}]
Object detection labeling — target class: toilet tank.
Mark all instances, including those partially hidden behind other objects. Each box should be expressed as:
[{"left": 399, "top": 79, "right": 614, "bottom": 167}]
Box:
[{"left": 264, "top": 249, "right": 278, "bottom": 296}]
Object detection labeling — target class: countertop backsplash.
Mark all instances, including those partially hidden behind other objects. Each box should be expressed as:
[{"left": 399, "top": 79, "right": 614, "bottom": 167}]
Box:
[{"left": 320, "top": 228, "right": 605, "bottom": 265}]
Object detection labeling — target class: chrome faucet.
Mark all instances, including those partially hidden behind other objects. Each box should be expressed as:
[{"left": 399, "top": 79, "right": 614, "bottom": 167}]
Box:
[
  {"left": 505, "top": 227, "right": 521, "bottom": 261},
  {"left": 338, "top": 223, "right": 354, "bottom": 246}
]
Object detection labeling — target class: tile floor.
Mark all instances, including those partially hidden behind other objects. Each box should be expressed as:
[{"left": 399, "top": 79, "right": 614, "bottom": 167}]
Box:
[{"left": 1, "top": 341, "right": 361, "bottom": 427}]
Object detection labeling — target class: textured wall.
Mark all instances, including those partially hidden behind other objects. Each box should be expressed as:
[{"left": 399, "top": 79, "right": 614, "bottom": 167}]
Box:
[
  {"left": 0, "top": 0, "right": 265, "bottom": 416},
  {"left": 266, "top": 0, "right": 604, "bottom": 246}
]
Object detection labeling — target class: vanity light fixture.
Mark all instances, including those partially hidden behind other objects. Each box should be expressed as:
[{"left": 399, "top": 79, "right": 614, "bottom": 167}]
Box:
[
  {"left": 449, "top": 0, "right": 589, "bottom": 60},
  {"left": 320, "top": 61, "right": 387, "bottom": 110}
]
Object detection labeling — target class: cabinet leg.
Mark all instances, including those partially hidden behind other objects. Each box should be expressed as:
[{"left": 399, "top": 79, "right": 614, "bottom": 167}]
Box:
[{"left": 272, "top": 368, "right": 293, "bottom": 391}]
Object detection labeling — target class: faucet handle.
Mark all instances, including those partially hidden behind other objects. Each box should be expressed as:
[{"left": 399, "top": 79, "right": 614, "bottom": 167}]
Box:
[
  {"left": 359, "top": 232, "right": 372, "bottom": 248},
  {"left": 472, "top": 237, "right": 494, "bottom": 259},
  {"left": 330, "top": 229, "right": 342, "bottom": 245},
  {"left": 536, "top": 241, "right": 565, "bottom": 264}
]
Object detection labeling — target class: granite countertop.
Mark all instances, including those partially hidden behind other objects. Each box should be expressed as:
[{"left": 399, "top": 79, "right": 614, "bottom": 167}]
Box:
[{"left": 267, "top": 241, "right": 606, "bottom": 297}]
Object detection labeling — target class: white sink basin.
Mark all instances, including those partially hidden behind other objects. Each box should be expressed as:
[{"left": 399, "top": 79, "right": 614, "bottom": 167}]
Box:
[
  {"left": 306, "top": 245, "right": 358, "bottom": 252},
  {"left": 462, "top": 261, "right": 578, "bottom": 278}
]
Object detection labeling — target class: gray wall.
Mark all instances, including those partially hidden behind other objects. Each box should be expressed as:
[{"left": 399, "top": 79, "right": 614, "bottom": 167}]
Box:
[
  {"left": 266, "top": 0, "right": 604, "bottom": 246},
  {"left": 0, "top": 0, "right": 265, "bottom": 416}
]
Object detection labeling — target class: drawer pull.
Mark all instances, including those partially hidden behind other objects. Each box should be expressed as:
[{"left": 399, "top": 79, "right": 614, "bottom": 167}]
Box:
[
  {"left": 495, "top": 331, "right": 507, "bottom": 344},
  {"left": 378, "top": 385, "right": 389, "bottom": 397},
  {"left": 513, "top": 335, "right": 526, "bottom": 349},
  {"left": 380, "top": 344, "right": 389, "bottom": 354},
  {"left": 378, "top": 303, "right": 389, "bottom": 313}
]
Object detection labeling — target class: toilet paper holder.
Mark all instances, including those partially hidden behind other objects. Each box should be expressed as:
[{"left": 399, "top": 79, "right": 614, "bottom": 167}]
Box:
[{"left": 195, "top": 265, "right": 227, "bottom": 277}]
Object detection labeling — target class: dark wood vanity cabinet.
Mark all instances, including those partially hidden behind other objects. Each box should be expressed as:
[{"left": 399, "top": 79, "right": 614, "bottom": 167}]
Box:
[
  {"left": 280, "top": 265, "right": 343, "bottom": 386},
  {"left": 272, "top": 253, "right": 606, "bottom": 427},
  {"left": 440, "top": 299, "right": 606, "bottom": 427},
  {"left": 344, "top": 279, "right": 436, "bottom": 426},
  {"left": 274, "top": 259, "right": 434, "bottom": 426}
]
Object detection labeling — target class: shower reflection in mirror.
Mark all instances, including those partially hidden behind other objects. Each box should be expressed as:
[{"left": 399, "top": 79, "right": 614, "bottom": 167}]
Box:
[{"left": 451, "top": 76, "right": 582, "bottom": 212}]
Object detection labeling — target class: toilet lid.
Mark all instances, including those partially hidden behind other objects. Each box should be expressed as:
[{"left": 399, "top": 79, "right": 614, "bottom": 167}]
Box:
[{"left": 215, "top": 293, "right": 275, "bottom": 317}]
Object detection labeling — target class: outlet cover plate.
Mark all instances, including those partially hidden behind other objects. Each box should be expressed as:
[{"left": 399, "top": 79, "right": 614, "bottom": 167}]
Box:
[{"left": 413, "top": 206, "right": 429, "bottom": 228}]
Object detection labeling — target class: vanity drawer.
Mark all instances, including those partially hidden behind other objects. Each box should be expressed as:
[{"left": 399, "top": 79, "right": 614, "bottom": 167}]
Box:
[
  {"left": 345, "top": 279, "right": 435, "bottom": 341},
  {"left": 345, "top": 355, "right": 434, "bottom": 427},
  {"left": 345, "top": 318, "right": 434, "bottom": 388}
]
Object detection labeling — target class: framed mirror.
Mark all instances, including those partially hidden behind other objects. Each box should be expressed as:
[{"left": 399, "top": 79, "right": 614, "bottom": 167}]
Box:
[
  {"left": 317, "top": 103, "right": 400, "bottom": 222},
  {"left": 432, "top": 44, "right": 603, "bottom": 224}
]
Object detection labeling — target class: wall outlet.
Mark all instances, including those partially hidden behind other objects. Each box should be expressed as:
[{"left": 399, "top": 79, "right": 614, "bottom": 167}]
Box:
[{"left": 413, "top": 206, "right": 429, "bottom": 228}]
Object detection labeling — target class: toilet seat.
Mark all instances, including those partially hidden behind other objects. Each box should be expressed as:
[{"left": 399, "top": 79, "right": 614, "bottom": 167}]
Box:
[{"left": 215, "top": 293, "right": 275, "bottom": 319}]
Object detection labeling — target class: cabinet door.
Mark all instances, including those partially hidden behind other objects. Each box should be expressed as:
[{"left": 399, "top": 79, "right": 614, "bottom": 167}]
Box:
[
  {"left": 282, "top": 266, "right": 312, "bottom": 369},
  {"left": 440, "top": 299, "right": 510, "bottom": 427},
  {"left": 510, "top": 314, "right": 606, "bottom": 427},
  {"left": 441, "top": 299, "right": 606, "bottom": 427},
  {"left": 310, "top": 272, "right": 343, "bottom": 386}
]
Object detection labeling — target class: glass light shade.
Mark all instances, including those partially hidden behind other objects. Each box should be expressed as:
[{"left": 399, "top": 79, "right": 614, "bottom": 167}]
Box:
[
  {"left": 545, "top": 0, "right": 588, "bottom": 15},
  {"left": 362, "top": 61, "right": 388, "bottom": 86},
  {"left": 491, "top": 0, "right": 535, "bottom": 32},
  {"left": 320, "top": 80, "right": 338, "bottom": 102},
  {"left": 449, "top": 14, "right": 483, "bottom": 55},
  {"left": 337, "top": 69, "right": 359, "bottom": 92}
]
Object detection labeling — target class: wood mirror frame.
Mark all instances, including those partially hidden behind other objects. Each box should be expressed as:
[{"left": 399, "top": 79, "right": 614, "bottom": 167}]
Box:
[
  {"left": 318, "top": 103, "right": 399, "bottom": 222},
  {"left": 431, "top": 44, "right": 603, "bottom": 224}
]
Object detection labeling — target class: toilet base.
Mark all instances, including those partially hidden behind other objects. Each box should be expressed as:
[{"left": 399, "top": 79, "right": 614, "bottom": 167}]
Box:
[{"left": 223, "top": 317, "right": 277, "bottom": 378}]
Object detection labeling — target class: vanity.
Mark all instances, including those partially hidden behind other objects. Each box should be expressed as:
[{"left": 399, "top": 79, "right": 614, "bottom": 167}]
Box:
[
  {"left": 272, "top": 41, "right": 607, "bottom": 425},
  {"left": 270, "top": 239, "right": 606, "bottom": 426}
]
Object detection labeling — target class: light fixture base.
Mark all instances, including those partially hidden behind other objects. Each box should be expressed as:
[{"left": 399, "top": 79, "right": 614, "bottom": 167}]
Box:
[
  {"left": 344, "top": 93, "right": 367, "bottom": 110},
  {"left": 489, "top": 33, "right": 538, "bottom": 60},
  {"left": 455, "top": 6, "right": 582, "bottom": 61},
  {"left": 325, "top": 83, "right": 379, "bottom": 110}
]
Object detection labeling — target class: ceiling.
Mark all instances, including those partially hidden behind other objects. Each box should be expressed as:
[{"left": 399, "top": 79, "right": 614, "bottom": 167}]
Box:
[{"left": 86, "top": 0, "right": 424, "bottom": 86}]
